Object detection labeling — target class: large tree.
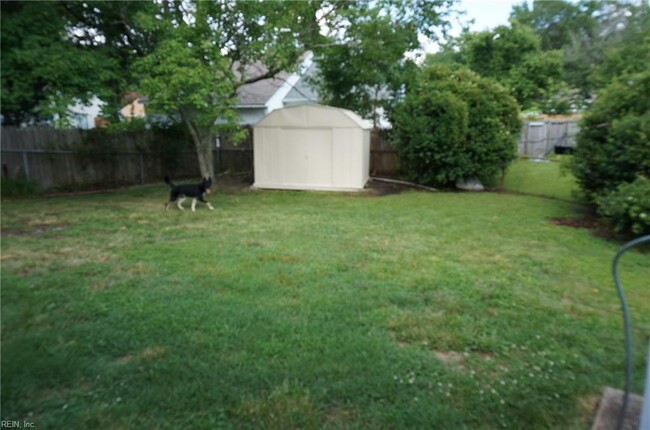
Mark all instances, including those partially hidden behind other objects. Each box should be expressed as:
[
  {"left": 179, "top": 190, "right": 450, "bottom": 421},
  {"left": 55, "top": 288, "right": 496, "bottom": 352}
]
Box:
[
  {"left": 510, "top": 0, "right": 649, "bottom": 97},
  {"left": 0, "top": 1, "right": 121, "bottom": 125},
  {"left": 311, "top": 0, "right": 456, "bottom": 126},
  {"left": 428, "top": 23, "right": 563, "bottom": 110},
  {"left": 509, "top": 0, "right": 599, "bottom": 51},
  {"left": 3, "top": 0, "right": 457, "bottom": 178},
  {"left": 129, "top": 1, "right": 328, "bottom": 178}
]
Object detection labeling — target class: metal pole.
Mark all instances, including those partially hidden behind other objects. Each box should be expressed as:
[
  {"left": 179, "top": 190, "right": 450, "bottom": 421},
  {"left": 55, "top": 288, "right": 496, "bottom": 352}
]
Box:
[
  {"left": 640, "top": 341, "right": 650, "bottom": 430},
  {"left": 612, "top": 235, "right": 650, "bottom": 430}
]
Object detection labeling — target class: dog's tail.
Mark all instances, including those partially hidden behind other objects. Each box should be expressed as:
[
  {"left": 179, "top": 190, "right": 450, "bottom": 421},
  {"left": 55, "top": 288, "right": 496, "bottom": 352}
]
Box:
[{"left": 164, "top": 176, "right": 174, "bottom": 187}]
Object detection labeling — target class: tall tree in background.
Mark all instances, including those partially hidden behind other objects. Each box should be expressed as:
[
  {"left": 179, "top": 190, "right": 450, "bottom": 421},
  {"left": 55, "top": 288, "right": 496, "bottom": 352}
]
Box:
[
  {"left": 590, "top": 0, "right": 650, "bottom": 88},
  {"left": 428, "top": 23, "right": 563, "bottom": 110},
  {"left": 2, "top": 0, "right": 457, "bottom": 177},
  {"left": 311, "top": 0, "right": 456, "bottom": 126},
  {"left": 0, "top": 1, "right": 121, "bottom": 125},
  {"left": 509, "top": 0, "right": 599, "bottom": 51},
  {"left": 510, "top": 0, "right": 649, "bottom": 97}
]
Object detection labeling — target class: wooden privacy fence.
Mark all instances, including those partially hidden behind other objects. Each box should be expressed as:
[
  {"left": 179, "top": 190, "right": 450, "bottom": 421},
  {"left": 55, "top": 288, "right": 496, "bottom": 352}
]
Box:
[
  {"left": 518, "top": 119, "right": 580, "bottom": 158},
  {"left": 0, "top": 126, "right": 253, "bottom": 190},
  {"left": 1, "top": 120, "right": 579, "bottom": 190}
]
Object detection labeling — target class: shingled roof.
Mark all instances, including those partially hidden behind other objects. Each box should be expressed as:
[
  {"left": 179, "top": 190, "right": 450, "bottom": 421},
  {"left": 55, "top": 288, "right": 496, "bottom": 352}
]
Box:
[{"left": 235, "top": 69, "right": 291, "bottom": 106}]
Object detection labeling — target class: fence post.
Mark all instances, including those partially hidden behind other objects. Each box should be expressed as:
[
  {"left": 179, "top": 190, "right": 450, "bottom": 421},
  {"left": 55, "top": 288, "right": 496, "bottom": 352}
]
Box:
[
  {"left": 523, "top": 122, "right": 529, "bottom": 157},
  {"left": 22, "top": 151, "right": 30, "bottom": 180}
]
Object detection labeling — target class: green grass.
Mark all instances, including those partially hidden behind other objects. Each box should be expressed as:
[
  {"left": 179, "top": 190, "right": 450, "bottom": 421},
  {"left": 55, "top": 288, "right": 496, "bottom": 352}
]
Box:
[
  {"left": 2, "top": 181, "right": 649, "bottom": 429},
  {"left": 503, "top": 157, "right": 578, "bottom": 201}
]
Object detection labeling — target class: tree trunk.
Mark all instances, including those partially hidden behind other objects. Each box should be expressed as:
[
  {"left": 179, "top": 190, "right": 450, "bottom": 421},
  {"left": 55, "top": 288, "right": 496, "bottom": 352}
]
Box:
[{"left": 181, "top": 111, "right": 215, "bottom": 179}]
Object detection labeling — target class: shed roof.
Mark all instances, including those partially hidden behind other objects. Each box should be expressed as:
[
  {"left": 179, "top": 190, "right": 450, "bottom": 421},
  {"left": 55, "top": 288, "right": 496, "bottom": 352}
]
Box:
[{"left": 255, "top": 104, "right": 372, "bottom": 129}]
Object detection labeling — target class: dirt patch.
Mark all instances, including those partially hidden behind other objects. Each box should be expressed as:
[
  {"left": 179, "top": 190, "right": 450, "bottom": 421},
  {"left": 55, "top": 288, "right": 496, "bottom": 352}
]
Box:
[
  {"left": 434, "top": 351, "right": 465, "bottom": 365},
  {"left": 140, "top": 346, "right": 166, "bottom": 360},
  {"left": 115, "top": 346, "right": 166, "bottom": 365},
  {"left": 1, "top": 222, "right": 69, "bottom": 237},
  {"left": 549, "top": 216, "right": 618, "bottom": 240}
]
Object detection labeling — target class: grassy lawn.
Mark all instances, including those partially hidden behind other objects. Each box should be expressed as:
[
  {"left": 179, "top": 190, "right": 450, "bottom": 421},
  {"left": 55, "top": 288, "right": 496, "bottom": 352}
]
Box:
[
  {"left": 2, "top": 179, "right": 649, "bottom": 429},
  {"left": 502, "top": 157, "right": 578, "bottom": 201}
]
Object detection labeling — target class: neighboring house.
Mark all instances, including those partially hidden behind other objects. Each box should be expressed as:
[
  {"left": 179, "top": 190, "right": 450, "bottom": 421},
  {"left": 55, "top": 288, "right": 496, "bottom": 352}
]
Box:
[
  {"left": 234, "top": 51, "right": 319, "bottom": 125},
  {"left": 119, "top": 96, "right": 147, "bottom": 120},
  {"left": 55, "top": 96, "right": 105, "bottom": 129},
  {"left": 119, "top": 52, "right": 320, "bottom": 126}
]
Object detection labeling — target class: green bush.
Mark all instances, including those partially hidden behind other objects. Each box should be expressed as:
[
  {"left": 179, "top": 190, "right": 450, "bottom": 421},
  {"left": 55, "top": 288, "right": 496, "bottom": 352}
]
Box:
[
  {"left": 570, "top": 70, "right": 650, "bottom": 202},
  {"left": 1, "top": 177, "right": 41, "bottom": 197},
  {"left": 597, "top": 176, "right": 650, "bottom": 236},
  {"left": 391, "top": 65, "right": 521, "bottom": 187}
]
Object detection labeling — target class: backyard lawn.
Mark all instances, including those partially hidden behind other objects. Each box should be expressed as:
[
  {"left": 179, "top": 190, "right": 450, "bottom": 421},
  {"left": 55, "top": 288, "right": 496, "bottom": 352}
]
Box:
[
  {"left": 502, "top": 157, "right": 578, "bottom": 202},
  {"left": 1, "top": 177, "right": 649, "bottom": 429}
]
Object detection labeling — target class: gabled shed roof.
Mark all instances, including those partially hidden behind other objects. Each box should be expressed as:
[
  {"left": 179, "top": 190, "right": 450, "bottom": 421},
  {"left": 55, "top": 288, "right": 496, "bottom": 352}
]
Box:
[{"left": 255, "top": 104, "right": 372, "bottom": 130}]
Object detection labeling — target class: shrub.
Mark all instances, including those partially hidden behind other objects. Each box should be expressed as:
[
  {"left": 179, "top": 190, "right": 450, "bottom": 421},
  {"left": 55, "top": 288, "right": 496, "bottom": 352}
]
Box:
[
  {"left": 391, "top": 65, "right": 521, "bottom": 187},
  {"left": 597, "top": 176, "right": 650, "bottom": 236},
  {"left": 1, "top": 177, "right": 41, "bottom": 197},
  {"left": 570, "top": 70, "right": 650, "bottom": 202}
]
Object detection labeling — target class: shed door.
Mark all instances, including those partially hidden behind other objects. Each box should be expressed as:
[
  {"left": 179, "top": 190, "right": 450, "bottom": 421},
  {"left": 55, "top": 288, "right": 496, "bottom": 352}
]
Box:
[{"left": 277, "top": 128, "right": 332, "bottom": 187}]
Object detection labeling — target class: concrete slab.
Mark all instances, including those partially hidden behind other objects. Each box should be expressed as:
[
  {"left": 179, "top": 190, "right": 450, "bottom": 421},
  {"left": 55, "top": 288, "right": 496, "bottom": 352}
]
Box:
[{"left": 592, "top": 387, "right": 644, "bottom": 430}]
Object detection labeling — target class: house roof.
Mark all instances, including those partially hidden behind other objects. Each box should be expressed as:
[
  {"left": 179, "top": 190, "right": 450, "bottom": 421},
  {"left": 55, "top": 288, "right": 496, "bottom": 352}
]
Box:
[
  {"left": 236, "top": 69, "right": 291, "bottom": 107},
  {"left": 235, "top": 53, "right": 317, "bottom": 107},
  {"left": 282, "top": 61, "right": 319, "bottom": 104}
]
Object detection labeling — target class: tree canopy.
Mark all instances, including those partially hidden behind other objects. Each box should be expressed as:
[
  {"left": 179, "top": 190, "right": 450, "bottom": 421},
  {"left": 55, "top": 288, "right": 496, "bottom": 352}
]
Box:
[
  {"left": 427, "top": 23, "right": 563, "bottom": 110},
  {"left": 1, "top": 1, "right": 120, "bottom": 125},
  {"left": 311, "top": 0, "right": 455, "bottom": 126},
  {"left": 1, "top": 0, "right": 458, "bottom": 177}
]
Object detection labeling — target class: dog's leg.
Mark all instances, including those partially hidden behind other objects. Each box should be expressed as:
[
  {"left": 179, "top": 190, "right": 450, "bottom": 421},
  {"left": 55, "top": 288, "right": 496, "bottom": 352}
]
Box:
[
  {"left": 198, "top": 194, "right": 215, "bottom": 210},
  {"left": 191, "top": 198, "right": 197, "bottom": 212},
  {"left": 177, "top": 197, "right": 186, "bottom": 210}
]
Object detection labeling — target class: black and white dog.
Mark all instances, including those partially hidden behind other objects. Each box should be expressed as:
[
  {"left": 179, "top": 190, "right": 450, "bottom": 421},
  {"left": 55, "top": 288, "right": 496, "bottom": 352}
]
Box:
[{"left": 164, "top": 176, "right": 215, "bottom": 211}]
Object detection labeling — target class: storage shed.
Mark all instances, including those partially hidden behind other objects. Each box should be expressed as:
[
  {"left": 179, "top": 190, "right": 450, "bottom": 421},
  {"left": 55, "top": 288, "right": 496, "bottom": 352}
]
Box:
[{"left": 253, "top": 104, "right": 372, "bottom": 191}]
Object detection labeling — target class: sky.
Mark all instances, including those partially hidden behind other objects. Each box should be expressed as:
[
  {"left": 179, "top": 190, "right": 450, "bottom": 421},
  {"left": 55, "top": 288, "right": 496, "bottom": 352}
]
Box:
[
  {"left": 458, "top": 0, "right": 529, "bottom": 33},
  {"left": 418, "top": 0, "right": 530, "bottom": 56}
]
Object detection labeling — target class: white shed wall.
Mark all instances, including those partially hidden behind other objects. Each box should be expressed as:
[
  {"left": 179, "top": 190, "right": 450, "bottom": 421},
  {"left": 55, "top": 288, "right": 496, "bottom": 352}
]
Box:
[{"left": 253, "top": 104, "right": 371, "bottom": 192}]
